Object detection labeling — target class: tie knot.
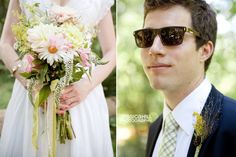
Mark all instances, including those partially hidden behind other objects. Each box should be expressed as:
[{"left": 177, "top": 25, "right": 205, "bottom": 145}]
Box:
[{"left": 164, "top": 113, "right": 179, "bottom": 132}]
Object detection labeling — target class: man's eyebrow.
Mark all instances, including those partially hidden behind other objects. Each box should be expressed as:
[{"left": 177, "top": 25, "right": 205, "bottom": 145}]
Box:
[
  {"left": 143, "top": 26, "right": 159, "bottom": 29},
  {"left": 143, "top": 26, "right": 152, "bottom": 29}
]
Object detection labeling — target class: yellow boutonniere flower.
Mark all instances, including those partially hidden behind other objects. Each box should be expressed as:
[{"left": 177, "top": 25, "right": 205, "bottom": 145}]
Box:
[
  {"left": 193, "top": 112, "right": 207, "bottom": 138},
  {"left": 193, "top": 112, "right": 208, "bottom": 157}
]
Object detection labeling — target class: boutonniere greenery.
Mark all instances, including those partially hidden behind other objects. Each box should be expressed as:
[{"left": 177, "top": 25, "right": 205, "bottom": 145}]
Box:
[
  {"left": 192, "top": 92, "right": 223, "bottom": 157},
  {"left": 193, "top": 112, "right": 208, "bottom": 157}
]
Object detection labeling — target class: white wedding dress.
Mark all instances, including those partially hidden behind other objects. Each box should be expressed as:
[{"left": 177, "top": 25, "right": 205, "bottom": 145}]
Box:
[{"left": 0, "top": 0, "right": 114, "bottom": 157}]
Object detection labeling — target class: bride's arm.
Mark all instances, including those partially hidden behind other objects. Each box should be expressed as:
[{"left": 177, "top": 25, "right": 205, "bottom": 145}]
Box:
[
  {"left": 89, "top": 10, "right": 116, "bottom": 89},
  {"left": 0, "top": 0, "right": 27, "bottom": 87},
  {"left": 59, "top": 10, "right": 115, "bottom": 111}
]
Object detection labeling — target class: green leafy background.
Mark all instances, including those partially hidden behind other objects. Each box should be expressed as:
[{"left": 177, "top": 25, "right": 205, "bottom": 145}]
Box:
[{"left": 118, "top": 0, "right": 236, "bottom": 157}]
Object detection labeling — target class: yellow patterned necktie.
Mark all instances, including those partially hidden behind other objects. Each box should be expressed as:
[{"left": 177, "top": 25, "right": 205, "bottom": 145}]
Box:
[{"left": 158, "top": 112, "right": 179, "bottom": 157}]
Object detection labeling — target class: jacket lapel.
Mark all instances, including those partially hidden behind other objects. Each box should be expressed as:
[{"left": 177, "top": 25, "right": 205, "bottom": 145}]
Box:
[
  {"left": 187, "top": 85, "right": 224, "bottom": 157},
  {"left": 146, "top": 115, "right": 163, "bottom": 157}
]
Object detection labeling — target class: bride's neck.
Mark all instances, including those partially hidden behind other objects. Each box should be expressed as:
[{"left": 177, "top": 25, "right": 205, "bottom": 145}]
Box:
[{"left": 50, "top": 0, "right": 70, "bottom": 6}]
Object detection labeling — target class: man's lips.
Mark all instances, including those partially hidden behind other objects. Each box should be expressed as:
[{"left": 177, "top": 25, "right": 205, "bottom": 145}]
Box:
[{"left": 147, "top": 63, "right": 172, "bottom": 69}]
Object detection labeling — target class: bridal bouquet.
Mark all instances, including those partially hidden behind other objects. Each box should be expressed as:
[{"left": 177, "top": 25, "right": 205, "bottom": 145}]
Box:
[{"left": 12, "top": 3, "right": 102, "bottom": 156}]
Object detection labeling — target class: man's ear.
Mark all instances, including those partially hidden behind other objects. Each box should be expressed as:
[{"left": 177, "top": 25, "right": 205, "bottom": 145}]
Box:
[{"left": 198, "top": 41, "right": 214, "bottom": 62}]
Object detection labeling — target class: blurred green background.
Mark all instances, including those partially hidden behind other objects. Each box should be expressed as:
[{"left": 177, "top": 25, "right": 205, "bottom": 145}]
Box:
[
  {"left": 0, "top": 0, "right": 116, "bottom": 155},
  {"left": 118, "top": 0, "right": 236, "bottom": 157}
]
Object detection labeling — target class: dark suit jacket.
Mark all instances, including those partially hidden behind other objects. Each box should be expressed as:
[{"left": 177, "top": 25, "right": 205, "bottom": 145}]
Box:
[{"left": 146, "top": 86, "right": 236, "bottom": 157}]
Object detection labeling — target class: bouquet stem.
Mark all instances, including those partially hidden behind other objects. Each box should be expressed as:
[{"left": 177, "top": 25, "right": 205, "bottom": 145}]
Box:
[{"left": 57, "top": 111, "right": 75, "bottom": 144}]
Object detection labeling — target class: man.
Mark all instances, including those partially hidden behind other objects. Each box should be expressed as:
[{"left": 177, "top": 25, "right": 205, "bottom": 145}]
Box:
[{"left": 133, "top": 0, "right": 236, "bottom": 157}]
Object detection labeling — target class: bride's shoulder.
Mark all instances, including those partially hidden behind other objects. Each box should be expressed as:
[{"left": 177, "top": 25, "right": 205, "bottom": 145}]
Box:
[{"left": 72, "top": 0, "right": 114, "bottom": 25}]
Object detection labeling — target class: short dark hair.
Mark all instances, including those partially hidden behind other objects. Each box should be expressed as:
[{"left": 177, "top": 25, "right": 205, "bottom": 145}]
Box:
[{"left": 144, "top": 0, "right": 217, "bottom": 71}]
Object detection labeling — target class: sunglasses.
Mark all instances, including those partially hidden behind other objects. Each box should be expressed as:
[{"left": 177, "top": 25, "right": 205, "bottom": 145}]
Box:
[{"left": 133, "top": 26, "right": 200, "bottom": 48}]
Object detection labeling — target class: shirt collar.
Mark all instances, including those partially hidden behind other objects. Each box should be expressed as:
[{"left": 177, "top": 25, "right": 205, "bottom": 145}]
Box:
[{"left": 163, "top": 78, "right": 212, "bottom": 135}]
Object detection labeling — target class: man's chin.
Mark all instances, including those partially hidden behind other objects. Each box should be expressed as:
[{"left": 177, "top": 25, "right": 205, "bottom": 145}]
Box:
[
  {"left": 149, "top": 81, "right": 165, "bottom": 90},
  {"left": 146, "top": 75, "right": 170, "bottom": 90}
]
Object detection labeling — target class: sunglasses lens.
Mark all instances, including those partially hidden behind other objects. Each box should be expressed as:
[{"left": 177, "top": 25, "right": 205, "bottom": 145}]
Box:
[
  {"left": 134, "top": 29, "right": 155, "bottom": 48},
  {"left": 134, "top": 27, "right": 186, "bottom": 48},
  {"left": 160, "top": 27, "right": 185, "bottom": 46}
]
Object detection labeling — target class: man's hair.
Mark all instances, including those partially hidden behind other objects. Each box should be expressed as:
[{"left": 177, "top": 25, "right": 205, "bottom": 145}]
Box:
[{"left": 144, "top": 0, "right": 217, "bottom": 71}]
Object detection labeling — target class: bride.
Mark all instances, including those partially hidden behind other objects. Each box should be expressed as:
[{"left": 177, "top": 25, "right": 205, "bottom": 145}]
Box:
[{"left": 0, "top": 0, "right": 115, "bottom": 157}]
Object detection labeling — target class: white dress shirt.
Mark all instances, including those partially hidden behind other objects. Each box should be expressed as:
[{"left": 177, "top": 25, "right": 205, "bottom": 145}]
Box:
[{"left": 152, "top": 79, "right": 212, "bottom": 157}]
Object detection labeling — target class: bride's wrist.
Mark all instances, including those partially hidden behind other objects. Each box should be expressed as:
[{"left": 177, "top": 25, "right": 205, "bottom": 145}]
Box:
[
  {"left": 10, "top": 60, "right": 23, "bottom": 77},
  {"left": 82, "top": 78, "right": 94, "bottom": 91},
  {"left": 11, "top": 61, "right": 28, "bottom": 89}
]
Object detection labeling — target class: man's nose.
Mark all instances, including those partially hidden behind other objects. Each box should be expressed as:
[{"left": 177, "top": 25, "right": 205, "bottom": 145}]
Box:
[{"left": 148, "top": 35, "right": 165, "bottom": 55}]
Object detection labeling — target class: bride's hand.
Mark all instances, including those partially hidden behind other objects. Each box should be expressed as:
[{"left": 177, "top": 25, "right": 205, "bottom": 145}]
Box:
[
  {"left": 13, "top": 65, "right": 28, "bottom": 89},
  {"left": 58, "top": 79, "right": 93, "bottom": 113}
]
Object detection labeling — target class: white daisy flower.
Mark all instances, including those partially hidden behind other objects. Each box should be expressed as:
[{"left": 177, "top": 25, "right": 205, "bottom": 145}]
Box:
[{"left": 27, "top": 23, "right": 72, "bottom": 66}]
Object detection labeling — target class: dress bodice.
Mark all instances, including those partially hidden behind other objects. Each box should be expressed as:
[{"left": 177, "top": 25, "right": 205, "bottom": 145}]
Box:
[{"left": 19, "top": 0, "right": 114, "bottom": 25}]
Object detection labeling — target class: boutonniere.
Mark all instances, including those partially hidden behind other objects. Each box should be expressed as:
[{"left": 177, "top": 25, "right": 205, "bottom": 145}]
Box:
[{"left": 193, "top": 112, "right": 208, "bottom": 157}]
